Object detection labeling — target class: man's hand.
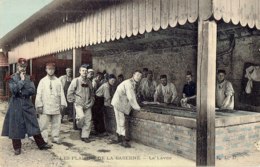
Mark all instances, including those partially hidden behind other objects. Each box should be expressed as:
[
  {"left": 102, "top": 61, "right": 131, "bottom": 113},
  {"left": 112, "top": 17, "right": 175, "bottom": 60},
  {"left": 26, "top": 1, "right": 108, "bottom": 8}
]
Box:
[
  {"left": 37, "top": 107, "right": 43, "bottom": 114},
  {"left": 20, "top": 72, "right": 25, "bottom": 81},
  {"left": 135, "top": 106, "right": 141, "bottom": 111}
]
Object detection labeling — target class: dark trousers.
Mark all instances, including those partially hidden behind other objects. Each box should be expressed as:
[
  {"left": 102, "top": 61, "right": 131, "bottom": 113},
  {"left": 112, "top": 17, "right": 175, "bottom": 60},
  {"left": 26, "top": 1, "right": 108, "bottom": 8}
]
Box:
[
  {"left": 62, "top": 102, "right": 74, "bottom": 120},
  {"left": 92, "top": 96, "right": 106, "bottom": 133},
  {"left": 12, "top": 134, "right": 46, "bottom": 150}
]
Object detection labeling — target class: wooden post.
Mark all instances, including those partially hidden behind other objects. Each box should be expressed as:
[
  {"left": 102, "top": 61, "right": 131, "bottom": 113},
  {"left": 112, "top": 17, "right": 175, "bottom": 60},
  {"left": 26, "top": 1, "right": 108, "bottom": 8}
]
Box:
[
  {"left": 30, "top": 59, "right": 33, "bottom": 75},
  {"left": 196, "top": 20, "right": 217, "bottom": 166},
  {"left": 72, "top": 48, "right": 82, "bottom": 78},
  {"left": 12, "top": 64, "right": 16, "bottom": 74}
]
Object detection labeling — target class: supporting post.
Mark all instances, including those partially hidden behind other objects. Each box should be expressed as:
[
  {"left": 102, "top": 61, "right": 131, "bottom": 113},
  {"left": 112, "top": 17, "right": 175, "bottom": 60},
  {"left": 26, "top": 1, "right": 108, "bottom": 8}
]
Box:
[
  {"left": 72, "top": 48, "right": 82, "bottom": 78},
  {"left": 196, "top": 20, "right": 217, "bottom": 166},
  {"left": 12, "top": 64, "right": 16, "bottom": 74},
  {"left": 30, "top": 59, "right": 33, "bottom": 75}
]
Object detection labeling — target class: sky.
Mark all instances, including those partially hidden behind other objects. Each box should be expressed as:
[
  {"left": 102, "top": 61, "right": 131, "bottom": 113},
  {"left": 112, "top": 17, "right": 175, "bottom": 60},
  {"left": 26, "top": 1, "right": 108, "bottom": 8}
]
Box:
[{"left": 0, "top": 0, "right": 53, "bottom": 38}]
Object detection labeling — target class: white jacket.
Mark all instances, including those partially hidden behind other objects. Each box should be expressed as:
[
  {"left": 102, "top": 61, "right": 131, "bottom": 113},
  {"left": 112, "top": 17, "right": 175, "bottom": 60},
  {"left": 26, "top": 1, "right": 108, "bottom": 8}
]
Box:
[
  {"left": 111, "top": 78, "right": 140, "bottom": 115},
  {"left": 35, "top": 76, "right": 67, "bottom": 115}
]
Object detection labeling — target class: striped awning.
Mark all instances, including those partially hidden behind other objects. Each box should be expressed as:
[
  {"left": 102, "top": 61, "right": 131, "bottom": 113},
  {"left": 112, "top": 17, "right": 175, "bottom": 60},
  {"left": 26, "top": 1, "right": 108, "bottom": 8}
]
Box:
[
  {"left": 6, "top": 0, "right": 260, "bottom": 64},
  {"left": 213, "top": 0, "right": 260, "bottom": 29}
]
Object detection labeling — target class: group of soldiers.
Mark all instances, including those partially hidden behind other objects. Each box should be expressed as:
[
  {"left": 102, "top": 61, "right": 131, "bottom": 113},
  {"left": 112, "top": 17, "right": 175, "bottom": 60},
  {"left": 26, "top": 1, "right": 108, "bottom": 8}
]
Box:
[
  {"left": 1, "top": 57, "right": 235, "bottom": 155},
  {"left": 137, "top": 68, "right": 234, "bottom": 110}
]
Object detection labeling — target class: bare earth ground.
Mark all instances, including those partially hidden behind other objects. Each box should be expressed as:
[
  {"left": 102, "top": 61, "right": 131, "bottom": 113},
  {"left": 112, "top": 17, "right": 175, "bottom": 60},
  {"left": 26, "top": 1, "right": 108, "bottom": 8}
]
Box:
[{"left": 0, "top": 100, "right": 260, "bottom": 167}]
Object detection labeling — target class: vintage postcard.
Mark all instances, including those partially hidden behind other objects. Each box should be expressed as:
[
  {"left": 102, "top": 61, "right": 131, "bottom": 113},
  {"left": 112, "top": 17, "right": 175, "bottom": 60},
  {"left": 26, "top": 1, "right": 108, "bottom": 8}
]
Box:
[{"left": 0, "top": 0, "right": 260, "bottom": 167}]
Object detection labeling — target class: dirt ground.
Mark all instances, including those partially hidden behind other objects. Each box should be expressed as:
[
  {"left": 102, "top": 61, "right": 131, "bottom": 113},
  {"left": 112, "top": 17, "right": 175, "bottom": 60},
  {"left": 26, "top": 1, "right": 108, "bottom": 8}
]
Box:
[{"left": 0, "top": 100, "right": 260, "bottom": 167}]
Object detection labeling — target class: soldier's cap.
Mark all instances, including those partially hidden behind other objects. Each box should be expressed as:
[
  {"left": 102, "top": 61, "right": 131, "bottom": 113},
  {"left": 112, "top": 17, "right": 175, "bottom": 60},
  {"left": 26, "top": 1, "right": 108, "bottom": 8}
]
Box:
[
  {"left": 160, "top": 74, "right": 167, "bottom": 79},
  {"left": 108, "top": 74, "right": 116, "bottom": 79},
  {"left": 217, "top": 69, "right": 226, "bottom": 74},
  {"left": 46, "top": 62, "right": 56, "bottom": 69},
  {"left": 80, "top": 64, "right": 89, "bottom": 69},
  {"left": 88, "top": 69, "right": 94, "bottom": 73},
  {"left": 17, "top": 58, "right": 27, "bottom": 67},
  {"left": 66, "top": 67, "right": 72, "bottom": 71}
]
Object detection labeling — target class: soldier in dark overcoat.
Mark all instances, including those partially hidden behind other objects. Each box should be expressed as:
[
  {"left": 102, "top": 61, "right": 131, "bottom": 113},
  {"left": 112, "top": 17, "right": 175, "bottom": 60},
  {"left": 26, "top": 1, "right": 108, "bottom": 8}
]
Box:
[{"left": 1, "top": 58, "right": 53, "bottom": 155}]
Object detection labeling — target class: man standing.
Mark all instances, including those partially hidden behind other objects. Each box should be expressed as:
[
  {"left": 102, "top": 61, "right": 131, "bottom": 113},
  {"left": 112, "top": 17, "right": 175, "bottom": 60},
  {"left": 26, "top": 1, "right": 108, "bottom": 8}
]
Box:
[
  {"left": 2, "top": 58, "right": 52, "bottom": 155},
  {"left": 138, "top": 70, "right": 157, "bottom": 102},
  {"left": 87, "top": 68, "right": 95, "bottom": 81},
  {"left": 67, "top": 64, "right": 95, "bottom": 143},
  {"left": 142, "top": 68, "right": 149, "bottom": 79},
  {"left": 180, "top": 71, "right": 196, "bottom": 108},
  {"left": 59, "top": 67, "right": 73, "bottom": 122},
  {"left": 92, "top": 72, "right": 104, "bottom": 92},
  {"left": 111, "top": 70, "right": 142, "bottom": 148},
  {"left": 154, "top": 75, "right": 178, "bottom": 104},
  {"left": 216, "top": 69, "right": 235, "bottom": 109},
  {"left": 35, "top": 63, "right": 67, "bottom": 144},
  {"left": 117, "top": 74, "right": 124, "bottom": 85},
  {"left": 92, "top": 74, "right": 117, "bottom": 136}
]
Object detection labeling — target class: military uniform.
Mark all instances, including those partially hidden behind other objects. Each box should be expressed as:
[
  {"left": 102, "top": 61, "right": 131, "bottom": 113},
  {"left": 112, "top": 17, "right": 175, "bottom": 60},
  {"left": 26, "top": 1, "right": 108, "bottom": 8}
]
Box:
[{"left": 1, "top": 58, "right": 52, "bottom": 155}]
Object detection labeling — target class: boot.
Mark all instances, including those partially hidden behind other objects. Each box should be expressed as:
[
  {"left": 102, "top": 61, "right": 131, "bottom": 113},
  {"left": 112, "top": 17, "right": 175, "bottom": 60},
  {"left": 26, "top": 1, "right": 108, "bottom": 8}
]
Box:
[
  {"left": 121, "top": 136, "right": 131, "bottom": 148},
  {"left": 108, "top": 134, "right": 122, "bottom": 144},
  {"left": 14, "top": 148, "right": 21, "bottom": 155},
  {"left": 39, "top": 143, "right": 53, "bottom": 150}
]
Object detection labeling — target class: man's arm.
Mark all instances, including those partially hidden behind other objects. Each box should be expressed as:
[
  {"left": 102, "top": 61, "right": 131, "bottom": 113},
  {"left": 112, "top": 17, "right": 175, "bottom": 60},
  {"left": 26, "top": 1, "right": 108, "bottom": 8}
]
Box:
[
  {"left": 9, "top": 77, "right": 25, "bottom": 96},
  {"left": 59, "top": 80, "right": 67, "bottom": 108},
  {"left": 59, "top": 76, "right": 66, "bottom": 89},
  {"left": 170, "top": 83, "right": 178, "bottom": 103},
  {"left": 35, "top": 80, "right": 44, "bottom": 108},
  {"left": 154, "top": 85, "right": 160, "bottom": 102},
  {"left": 35, "top": 79, "right": 44, "bottom": 114},
  {"left": 21, "top": 79, "right": 36, "bottom": 96},
  {"left": 103, "top": 85, "right": 112, "bottom": 107},
  {"left": 125, "top": 83, "right": 140, "bottom": 111},
  {"left": 221, "top": 82, "right": 234, "bottom": 109},
  {"left": 67, "top": 79, "right": 77, "bottom": 103}
]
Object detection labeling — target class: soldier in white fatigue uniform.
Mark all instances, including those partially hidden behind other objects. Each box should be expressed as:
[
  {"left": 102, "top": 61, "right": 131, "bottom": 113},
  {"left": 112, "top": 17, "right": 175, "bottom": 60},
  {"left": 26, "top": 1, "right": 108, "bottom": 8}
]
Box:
[
  {"left": 35, "top": 62, "right": 67, "bottom": 144},
  {"left": 111, "top": 70, "right": 142, "bottom": 148}
]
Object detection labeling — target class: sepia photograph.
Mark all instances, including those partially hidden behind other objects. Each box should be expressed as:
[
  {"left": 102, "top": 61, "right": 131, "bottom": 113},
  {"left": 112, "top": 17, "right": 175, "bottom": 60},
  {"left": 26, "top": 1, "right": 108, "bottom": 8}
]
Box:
[{"left": 0, "top": 0, "right": 260, "bottom": 166}]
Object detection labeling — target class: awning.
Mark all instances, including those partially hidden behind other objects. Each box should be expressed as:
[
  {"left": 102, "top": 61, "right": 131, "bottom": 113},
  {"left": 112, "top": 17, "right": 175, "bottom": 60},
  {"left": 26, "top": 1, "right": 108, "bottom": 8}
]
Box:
[
  {"left": 213, "top": 0, "right": 260, "bottom": 29},
  {"left": 3, "top": 0, "right": 260, "bottom": 64}
]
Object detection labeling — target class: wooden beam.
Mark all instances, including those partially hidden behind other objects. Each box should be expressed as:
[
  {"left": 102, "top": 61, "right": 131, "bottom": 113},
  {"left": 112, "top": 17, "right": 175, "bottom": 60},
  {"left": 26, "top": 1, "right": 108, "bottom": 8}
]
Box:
[
  {"left": 72, "top": 48, "right": 82, "bottom": 78},
  {"left": 196, "top": 20, "right": 217, "bottom": 166},
  {"left": 29, "top": 59, "right": 33, "bottom": 75},
  {"left": 13, "top": 64, "right": 16, "bottom": 74}
]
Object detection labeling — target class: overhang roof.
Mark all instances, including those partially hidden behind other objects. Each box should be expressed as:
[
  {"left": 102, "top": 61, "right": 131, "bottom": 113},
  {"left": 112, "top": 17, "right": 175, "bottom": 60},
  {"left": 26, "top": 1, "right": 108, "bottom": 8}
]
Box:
[{"left": 1, "top": 0, "right": 260, "bottom": 64}]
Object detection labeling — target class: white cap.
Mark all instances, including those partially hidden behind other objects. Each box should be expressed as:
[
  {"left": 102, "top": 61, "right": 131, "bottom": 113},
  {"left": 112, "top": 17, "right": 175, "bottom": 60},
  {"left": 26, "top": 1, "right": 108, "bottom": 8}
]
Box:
[{"left": 88, "top": 69, "right": 94, "bottom": 72}]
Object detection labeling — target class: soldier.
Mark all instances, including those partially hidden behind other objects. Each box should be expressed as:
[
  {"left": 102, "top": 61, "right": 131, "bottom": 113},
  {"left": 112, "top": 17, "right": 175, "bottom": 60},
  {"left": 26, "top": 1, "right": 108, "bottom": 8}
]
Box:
[
  {"left": 216, "top": 69, "right": 235, "bottom": 109},
  {"left": 92, "top": 72, "right": 104, "bottom": 92},
  {"left": 92, "top": 74, "right": 117, "bottom": 136},
  {"left": 180, "top": 71, "right": 196, "bottom": 108},
  {"left": 111, "top": 70, "right": 142, "bottom": 148},
  {"left": 87, "top": 68, "right": 95, "bottom": 81},
  {"left": 67, "top": 64, "right": 95, "bottom": 143},
  {"left": 35, "top": 63, "right": 67, "bottom": 144},
  {"left": 117, "top": 74, "right": 124, "bottom": 85},
  {"left": 59, "top": 67, "right": 73, "bottom": 122},
  {"left": 154, "top": 75, "right": 178, "bottom": 104},
  {"left": 138, "top": 70, "right": 157, "bottom": 102},
  {"left": 1, "top": 58, "right": 52, "bottom": 155}
]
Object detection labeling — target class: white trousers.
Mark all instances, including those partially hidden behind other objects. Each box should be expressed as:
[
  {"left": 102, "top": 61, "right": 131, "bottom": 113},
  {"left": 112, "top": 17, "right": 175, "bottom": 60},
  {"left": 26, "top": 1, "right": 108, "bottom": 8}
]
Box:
[
  {"left": 39, "top": 114, "right": 61, "bottom": 143},
  {"left": 74, "top": 104, "right": 92, "bottom": 138},
  {"left": 114, "top": 108, "right": 126, "bottom": 136}
]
